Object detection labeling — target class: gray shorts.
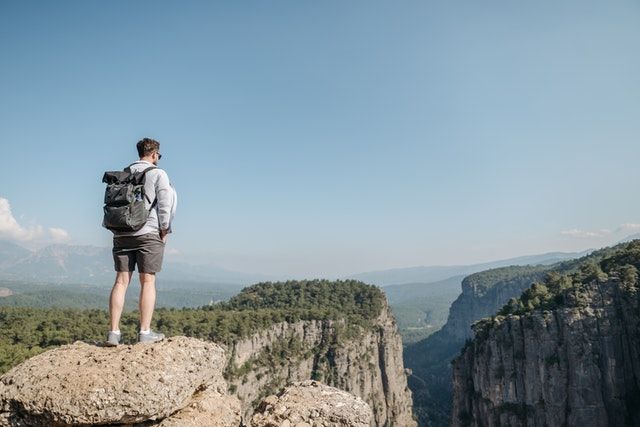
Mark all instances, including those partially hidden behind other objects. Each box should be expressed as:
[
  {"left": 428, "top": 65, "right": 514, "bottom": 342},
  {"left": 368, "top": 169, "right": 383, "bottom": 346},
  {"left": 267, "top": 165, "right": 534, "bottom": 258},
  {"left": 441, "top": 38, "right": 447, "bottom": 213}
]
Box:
[{"left": 113, "top": 233, "right": 165, "bottom": 274}]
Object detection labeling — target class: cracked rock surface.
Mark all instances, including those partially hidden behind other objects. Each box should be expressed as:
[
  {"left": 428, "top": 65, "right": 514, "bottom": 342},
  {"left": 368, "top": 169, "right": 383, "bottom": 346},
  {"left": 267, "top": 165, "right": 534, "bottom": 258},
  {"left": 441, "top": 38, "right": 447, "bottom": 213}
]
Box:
[
  {"left": 0, "top": 336, "right": 230, "bottom": 426},
  {"left": 251, "top": 380, "right": 373, "bottom": 427}
]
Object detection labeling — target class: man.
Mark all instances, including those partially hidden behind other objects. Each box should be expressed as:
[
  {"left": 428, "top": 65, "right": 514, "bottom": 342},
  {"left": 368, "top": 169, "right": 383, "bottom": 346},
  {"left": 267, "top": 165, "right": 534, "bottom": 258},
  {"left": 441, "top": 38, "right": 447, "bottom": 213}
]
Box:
[{"left": 106, "top": 138, "right": 177, "bottom": 346}]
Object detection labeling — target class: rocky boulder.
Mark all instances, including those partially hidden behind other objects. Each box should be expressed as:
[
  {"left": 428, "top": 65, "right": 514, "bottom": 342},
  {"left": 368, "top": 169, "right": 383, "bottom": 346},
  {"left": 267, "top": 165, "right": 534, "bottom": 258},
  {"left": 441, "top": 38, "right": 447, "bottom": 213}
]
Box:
[
  {"left": 250, "top": 380, "right": 373, "bottom": 427},
  {"left": 0, "top": 336, "right": 239, "bottom": 426},
  {"left": 159, "top": 387, "right": 241, "bottom": 427}
]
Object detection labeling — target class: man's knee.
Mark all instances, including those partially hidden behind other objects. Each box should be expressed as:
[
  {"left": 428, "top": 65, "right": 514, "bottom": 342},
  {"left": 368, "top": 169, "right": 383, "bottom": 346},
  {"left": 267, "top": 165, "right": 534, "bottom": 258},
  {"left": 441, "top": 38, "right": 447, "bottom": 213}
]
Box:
[
  {"left": 114, "top": 272, "right": 132, "bottom": 287},
  {"left": 139, "top": 272, "right": 156, "bottom": 285}
]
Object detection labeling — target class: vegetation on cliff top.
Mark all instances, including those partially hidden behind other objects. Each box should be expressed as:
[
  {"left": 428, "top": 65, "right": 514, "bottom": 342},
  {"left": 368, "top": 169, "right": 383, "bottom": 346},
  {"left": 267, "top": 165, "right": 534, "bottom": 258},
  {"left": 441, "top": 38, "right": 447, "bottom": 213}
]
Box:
[
  {"left": 461, "top": 241, "right": 636, "bottom": 299},
  {"left": 0, "top": 279, "right": 385, "bottom": 375},
  {"left": 472, "top": 240, "right": 640, "bottom": 336},
  {"left": 461, "top": 265, "right": 552, "bottom": 297},
  {"left": 220, "top": 279, "right": 384, "bottom": 319}
]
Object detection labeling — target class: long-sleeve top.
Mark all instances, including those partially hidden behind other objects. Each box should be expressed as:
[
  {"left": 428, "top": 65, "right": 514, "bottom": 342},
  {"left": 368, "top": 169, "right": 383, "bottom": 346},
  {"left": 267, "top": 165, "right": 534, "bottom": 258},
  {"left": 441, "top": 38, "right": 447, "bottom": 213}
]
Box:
[{"left": 113, "top": 160, "right": 177, "bottom": 237}]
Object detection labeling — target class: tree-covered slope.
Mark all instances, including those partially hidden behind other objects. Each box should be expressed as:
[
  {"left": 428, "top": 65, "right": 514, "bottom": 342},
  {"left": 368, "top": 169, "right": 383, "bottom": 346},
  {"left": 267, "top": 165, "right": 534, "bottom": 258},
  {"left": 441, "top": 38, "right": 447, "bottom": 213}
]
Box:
[{"left": 0, "top": 279, "right": 384, "bottom": 375}]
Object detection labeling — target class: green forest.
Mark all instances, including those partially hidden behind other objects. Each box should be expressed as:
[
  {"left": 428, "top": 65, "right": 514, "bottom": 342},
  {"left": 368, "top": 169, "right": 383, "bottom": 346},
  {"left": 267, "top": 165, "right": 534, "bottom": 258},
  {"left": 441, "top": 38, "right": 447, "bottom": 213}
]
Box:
[
  {"left": 0, "top": 279, "right": 385, "bottom": 375},
  {"left": 472, "top": 240, "right": 640, "bottom": 339},
  {"left": 501, "top": 241, "right": 638, "bottom": 315}
]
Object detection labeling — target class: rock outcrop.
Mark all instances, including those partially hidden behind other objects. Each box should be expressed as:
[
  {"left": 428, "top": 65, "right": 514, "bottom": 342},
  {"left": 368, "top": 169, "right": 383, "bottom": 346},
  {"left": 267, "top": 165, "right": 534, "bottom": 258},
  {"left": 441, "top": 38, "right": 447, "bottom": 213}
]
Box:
[
  {"left": 0, "top": 336, "right": 241, "bottom": 426},
  {"left": 451, "top": 276, "right": 640, "bottom": 426},
  {"left": 228, "top": 300, "right": 417, "bottom": 426},
  {"left": 251, "top": 380, "right": 373, "bottom": 427},
  {"left": 0, "top": 330, "right": 407, "bottom": 427}
]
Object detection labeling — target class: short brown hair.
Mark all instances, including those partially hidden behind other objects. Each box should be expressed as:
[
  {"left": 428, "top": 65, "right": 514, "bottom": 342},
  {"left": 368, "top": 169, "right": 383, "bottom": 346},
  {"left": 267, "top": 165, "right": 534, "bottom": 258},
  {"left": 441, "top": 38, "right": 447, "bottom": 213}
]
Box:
[{"left": 136, "top": 138, "right": 160, "bottom": 157}]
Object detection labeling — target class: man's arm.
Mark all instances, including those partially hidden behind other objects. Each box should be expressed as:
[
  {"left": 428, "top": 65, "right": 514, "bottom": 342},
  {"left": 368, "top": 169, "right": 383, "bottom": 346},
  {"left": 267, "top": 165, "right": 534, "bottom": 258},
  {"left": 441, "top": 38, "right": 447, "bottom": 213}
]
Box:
[{"left": 155, "top": 170, "right": 173, "bottom": 240}]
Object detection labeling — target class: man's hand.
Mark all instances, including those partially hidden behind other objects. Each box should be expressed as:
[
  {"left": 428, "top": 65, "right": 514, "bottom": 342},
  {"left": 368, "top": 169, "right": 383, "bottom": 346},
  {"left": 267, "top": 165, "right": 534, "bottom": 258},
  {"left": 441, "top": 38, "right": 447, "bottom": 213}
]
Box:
[{"left": 159, "top": 229, "right": 169, "bottom": 243}]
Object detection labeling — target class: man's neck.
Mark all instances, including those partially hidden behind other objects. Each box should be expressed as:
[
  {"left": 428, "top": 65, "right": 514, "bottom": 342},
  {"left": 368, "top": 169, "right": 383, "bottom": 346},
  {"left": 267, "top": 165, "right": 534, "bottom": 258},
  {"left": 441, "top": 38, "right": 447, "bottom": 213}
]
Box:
[{"left": 137, "top": 157, "right": 154, "bottom": 164}]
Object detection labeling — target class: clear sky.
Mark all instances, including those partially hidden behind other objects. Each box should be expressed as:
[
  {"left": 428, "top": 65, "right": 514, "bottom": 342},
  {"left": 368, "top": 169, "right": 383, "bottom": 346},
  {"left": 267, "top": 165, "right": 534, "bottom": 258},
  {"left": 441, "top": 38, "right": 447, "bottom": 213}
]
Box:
[{"left": 1, "top": 1, "right": 639, "bottom": 278}]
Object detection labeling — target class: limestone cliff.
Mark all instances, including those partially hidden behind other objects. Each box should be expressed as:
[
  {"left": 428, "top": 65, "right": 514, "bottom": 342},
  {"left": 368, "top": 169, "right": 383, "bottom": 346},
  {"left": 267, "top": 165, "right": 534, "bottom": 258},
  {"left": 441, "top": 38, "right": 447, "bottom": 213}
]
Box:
[
  {"left": 451, "top": 250, "right": 640, "bottom": 426},
  {"left": 404, "top": 266, "right": 552, "bottom": 426},
  {"left": 226, "top": 299, "right": 417, "bottom": 427},
  {"left": 404, "top": 247, "right": 631, "bottom": 426}
]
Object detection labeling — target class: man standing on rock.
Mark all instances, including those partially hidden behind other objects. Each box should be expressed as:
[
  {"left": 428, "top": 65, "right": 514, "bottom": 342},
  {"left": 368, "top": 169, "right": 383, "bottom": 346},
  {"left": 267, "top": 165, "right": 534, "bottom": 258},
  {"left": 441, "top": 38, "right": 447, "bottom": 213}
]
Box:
[{"left": 104, "top": 138, "right": 177, "bottom": 346}]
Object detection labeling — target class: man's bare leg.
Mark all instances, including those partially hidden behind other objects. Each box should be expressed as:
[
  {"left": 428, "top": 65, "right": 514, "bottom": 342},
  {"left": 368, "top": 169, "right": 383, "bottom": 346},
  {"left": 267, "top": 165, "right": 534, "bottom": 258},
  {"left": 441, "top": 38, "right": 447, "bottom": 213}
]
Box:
[
  {"left": 139, "top": 272, "right": 157, "bottom": 331},
  {"left": 109, "top": 271, "right": 132, "bottom": 331}
]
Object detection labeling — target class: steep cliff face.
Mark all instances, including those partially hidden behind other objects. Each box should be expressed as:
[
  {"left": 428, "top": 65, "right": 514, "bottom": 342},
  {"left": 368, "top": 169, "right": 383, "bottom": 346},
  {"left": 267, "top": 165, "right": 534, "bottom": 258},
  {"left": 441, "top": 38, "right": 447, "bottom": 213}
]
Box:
[
  {"left": 405, "top": 245, "right": 640, "bottom": 427},
  {"left": 452, "top": 274, "right": 640, "bottom": 426},
  {"left": 441, "top": 267, "right": 550, "bottom": 342},
  {"left": 404, "top": 266, "right": 551, "bottom": 426},
  {"left": 226, "top": 300, "right": 417, "bottom": 427}
]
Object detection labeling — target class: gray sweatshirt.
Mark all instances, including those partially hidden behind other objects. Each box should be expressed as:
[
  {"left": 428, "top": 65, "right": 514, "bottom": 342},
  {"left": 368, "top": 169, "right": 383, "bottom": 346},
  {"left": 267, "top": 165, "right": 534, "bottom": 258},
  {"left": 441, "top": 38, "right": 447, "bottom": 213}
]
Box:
[{"left": 113, "top": 160, "right": 177, "bottom": 237}]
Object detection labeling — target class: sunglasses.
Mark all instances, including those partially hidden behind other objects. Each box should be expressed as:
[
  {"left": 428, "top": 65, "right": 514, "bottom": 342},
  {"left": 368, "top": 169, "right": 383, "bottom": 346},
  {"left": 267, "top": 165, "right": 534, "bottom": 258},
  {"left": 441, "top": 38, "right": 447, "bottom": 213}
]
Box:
[{"left": 156, "top": 152, "right": 162, "bottom": 160}]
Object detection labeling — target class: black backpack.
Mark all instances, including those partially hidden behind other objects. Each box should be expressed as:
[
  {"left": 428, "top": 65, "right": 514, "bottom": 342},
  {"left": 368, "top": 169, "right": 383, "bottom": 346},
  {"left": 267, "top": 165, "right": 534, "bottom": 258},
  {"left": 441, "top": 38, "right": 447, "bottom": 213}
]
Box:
[{"left": 102, "top": 165, "right": 157, "bottom": 232}]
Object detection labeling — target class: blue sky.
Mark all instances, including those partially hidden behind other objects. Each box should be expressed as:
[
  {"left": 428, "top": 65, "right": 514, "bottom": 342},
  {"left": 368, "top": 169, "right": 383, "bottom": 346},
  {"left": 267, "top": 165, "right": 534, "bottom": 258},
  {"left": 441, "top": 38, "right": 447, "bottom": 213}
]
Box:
[{"left": 1, "top": 1, "right": 639, "bottom": 278}]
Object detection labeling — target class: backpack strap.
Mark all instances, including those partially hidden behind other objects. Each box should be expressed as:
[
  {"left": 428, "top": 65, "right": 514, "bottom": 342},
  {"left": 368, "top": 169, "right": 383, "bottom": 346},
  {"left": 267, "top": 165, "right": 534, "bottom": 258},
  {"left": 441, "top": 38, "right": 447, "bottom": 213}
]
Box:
[
  {"left": 139, "top": 166, "right": 158, "bottom": 205},
  {"left": 140, "top": 165, "right": 157, "bottom": 175},
  {"left": 124, "top": 163, "right": 156, "bottom": 173}
]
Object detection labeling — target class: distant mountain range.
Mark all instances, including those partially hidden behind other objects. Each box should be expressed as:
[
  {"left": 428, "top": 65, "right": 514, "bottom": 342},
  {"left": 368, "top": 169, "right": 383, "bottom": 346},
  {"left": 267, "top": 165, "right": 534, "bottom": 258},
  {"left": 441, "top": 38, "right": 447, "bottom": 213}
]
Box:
[
  {"left": 0, "top": 240, "right": 31, "bottom": 269},
  {"left": 0, "top": 240, "right": 271, "bottom": 287},
  {"left": 0, "top": 239, "right": 606, "bottom": 289},
  {"left": 347, "top": 250, "right": 594, "bottom": 286}
]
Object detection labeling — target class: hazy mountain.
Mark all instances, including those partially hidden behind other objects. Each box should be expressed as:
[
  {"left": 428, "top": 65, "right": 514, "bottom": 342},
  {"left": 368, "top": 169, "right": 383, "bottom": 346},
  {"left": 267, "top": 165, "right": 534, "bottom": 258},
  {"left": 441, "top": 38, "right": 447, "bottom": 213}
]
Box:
[
  {"left": 0, "top": 241, "right": 271, "bottom": 287},
  {"left": 348, "top": 250, "right": 592, "bottom": 286},
  {"left": 382, "top": 275, "right": 464, "bottom": 304},
  {"left": 0, "top": 240, "right": 31, "bottom": 269},
  {"left": 7, "top": 244, "right": 113, "bottom": 283},
  {"left": 0, "top": 239, "right": 599, "bottom": 290},
  {"left": 160, "top": 261, "right": 271, "bottom": 285}
]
